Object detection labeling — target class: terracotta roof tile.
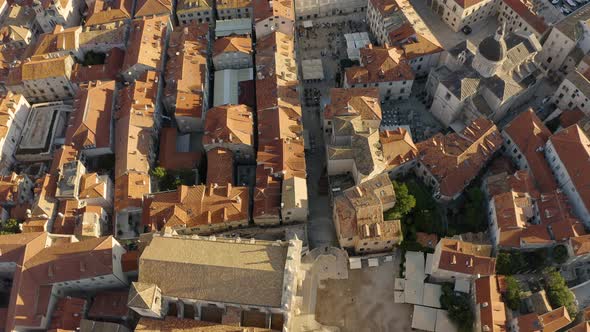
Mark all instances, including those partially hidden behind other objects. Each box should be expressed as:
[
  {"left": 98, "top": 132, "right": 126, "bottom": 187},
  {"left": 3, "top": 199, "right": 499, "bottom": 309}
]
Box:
[
  {"left": 253, "top": 165, "right": 281, "bottom": 220},
  {"left": 475, "top": 276, "right": 507, "bottom": 332},
  {"left": 164, "top": 23, "right": 209, "bottom": 118},
  {"left": 503, "top": 0, "right": 548, "bottom": 34},
  {"left": 49, "top": 297, "right": 86, "bottom": 330},
  {"left": 88, "top": 291, "right": 129, "bottom": 319},
  {"left": 114, "top": 172, "right": 150, "bottom": 211},
  {"left": 417, "top": 118, "right": 502, "bottom": 198},
  {"left": 213, "top": 35, "right": 252, "bottom": 56},
  {"left": 324, "top": 88, "right": 381, "bottom": 120},
  {"left": 504, "top": 109, "right": 557, "bottom": 192},
  {"left": 115, "top": 71, "right": 158, "bottom": 178},
  {"left": 134, "top": 0, "right": 172, "bottom": 17},
  {"left": 257, "top": 139, "right": 306, "bottom": 179},
  {"left": 158, "top": 127, "right": 201, "bottom": 170},
  {"left": 143, "top": 184, "right": 249, "bottom": 231},
  {"left": 8, "top": 236, "right": 117, "bottom": 331},
  {"left": 333, "top": 173, "right": 401, "bottom": 242},
  {"left": 549, "top": 125, "right": 590, "bottom": 214},
  {"left": 29, "top": 25, "right": 80, "bottom": 58},
  {"left": 416, "top": 232, "right": 438, "bottom": 248},
  {"left": 436, "top": 238, "right": 496, "bottom": 276},
  {"left": 370, "top": 0, "right": 398, "bottom": 15},
  {"left": 216, "top": 0, "right": 252, "bottom": 10},
  {"left": 380, "top": 128, "right": 418, "bottom": 168},
  {"left": 570, "top": 234, "right": 590, "bottom": 256},
  {"left": 122, "top": 16, "right": 169, "bottom": 74},
  {"left": 253, "top": 0, "right": 294, "bottom": 21},
  {"left": 71, "top": 48, "right": 125, "bottom": 83},
  {"left": 206, "top": 147, "right": 234, "bottom": 185},
  {"left": 345, "top": 45, "right": 414, "bottom": 84},
  {"left": 85, "top": 0, "right": 132, "bottom": 26},
  {"left": 65, "top": 80, "right": 116, "bottom": 150},
  {"left": 203, "top": 104, "right": 254, "bottom": 146}
]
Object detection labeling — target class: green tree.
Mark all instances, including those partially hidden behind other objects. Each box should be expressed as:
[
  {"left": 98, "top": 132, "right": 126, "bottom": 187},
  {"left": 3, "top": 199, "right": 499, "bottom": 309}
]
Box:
[
  {"left": 552, "top": 245, "right": 568, "bottom": 264},
  {"left": 392, "top": 181, "right": 416, "bottom": 216},
  {"left": 504, "top": 276, "right": 522, "bottom": 310},
  {"left": 544, "top": 268, "right": 578, "bottom": 317},
  {"left": 440, "top": 283, "right": 474, "bottom": 332},
  {"left": 384, "top": 181, "right": 416, "bottom": 220},
  {"left": 496, "top": 252, "right": 513, "bottom": 275},
  {"left": 0, "top": 219, "right": 21, "bottom": 235},
  {"left": 151, "top": 167, "right": 167, "bottom": 179}
]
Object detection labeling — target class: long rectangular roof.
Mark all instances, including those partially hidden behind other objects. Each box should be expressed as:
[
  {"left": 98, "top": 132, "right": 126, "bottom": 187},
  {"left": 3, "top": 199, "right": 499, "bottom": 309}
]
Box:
[{"left": 138, "top": 236, "right": 289, "bottom": 307}]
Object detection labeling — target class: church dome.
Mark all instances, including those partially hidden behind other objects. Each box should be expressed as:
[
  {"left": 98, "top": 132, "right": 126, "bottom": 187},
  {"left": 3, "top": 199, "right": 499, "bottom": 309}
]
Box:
[{"left": 477, "top": 35, "right": 506, "bottom": 62}]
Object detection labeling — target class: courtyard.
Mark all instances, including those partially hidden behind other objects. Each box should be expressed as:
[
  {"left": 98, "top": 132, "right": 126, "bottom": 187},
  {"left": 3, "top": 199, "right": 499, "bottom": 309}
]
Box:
[{"left": 314, "top": 258, "right": 413, "bottom": 332}]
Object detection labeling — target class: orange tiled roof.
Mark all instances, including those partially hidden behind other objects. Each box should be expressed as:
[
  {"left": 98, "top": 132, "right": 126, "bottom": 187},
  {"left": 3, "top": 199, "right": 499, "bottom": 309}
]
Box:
[
  {"left": 560, "top": 108, "right": 585, "bottom": 128},
  {"left": 333, "top": 173, "right": 399, "bottom": 240},
  {"left": 213, "top": 35, "right": 252, "bottom": 56},
  {"left": 78, "top": 173, "right": 107, "bottom": 200},
  {"left": 122, "top": 16, "right": 169, "bottom": 73},
  {"left": 437, "top": 238, "right": 496, "bottom": 276},
  {"left": 345, "top": 45, "right": 414, "bottom": 85},
  {"left": 52, "top": 199, "right": 79, "bottom": 235},
  {"left": 253, "top": 166, "right": 281, "bottom": 220},
  {"left": 257, "top": 106, "right": 302, "bottom": 145},
  {"left": 380, "top": 128, "right": 418, "bottom": 168},
  {"left": 539, "top": 307, "right": 571, "bottom": 332},
  {"left": 502, "top": 0, "right": 548, "bottom": 34},
  {"left": 216, "top": 0, "right": 252, "bottom": 9},
  {"left": 7, "top": 236, "right": 116, "bottom": 331},
  {"left": 206, "top": 147, "right": 234, "bottom": 185},
  {"left": 504, "top": 109, "right": 557, "bottom": 192},
  {"left": 71, "top": 47, "right": 125, "bottom": 83},
  {"left": 134, "top": 0, "right": 172, "bottom": 17},
  {"left": 29, "top": 25, "right": 80, "bottom": 58},
  {"left": 475, "top": 276, "right": 507, "bottom": 332},
  {"left": 65, "top": 80, "right": 116, "bottom": 150},
  {"left": 417, "top": 118, "right": 502, "bottom": 198},
  {"left": 143, "top": 184, "right": 249, "bottom": 231},
  {"left": 549, "top": 125, "right": 590, "bottom": 215},
  {"left": 88, "top": 291, "right": 129, "bottom": 319},
  {"left": 570, "top": 234, "right": 590, "bottom": 256},
  {"left": 49, "top": 297, "right": 86, "bottom": 330},
  {"left": 114, "top": 172, "right": 150, "bottom": 211},
  {"left": 416, "top": 232, "right": 438, "bottom": 248},
  {"left": 253, "top": 0, "right": 294, "bottom": 22},
  {"left": 370, "top": 0, "right": 398, "bottom": 15},
  {"left": 324, "top": 88, "right": 381, "bottom": 120},
  {"left": 257, "top": 139, "right": 306, "bottom": 179},
  {"left": 203, "top": 104, "right": 254, "bottom": 146},
  {"left": 569, "top": 321, "right": 590, "bottom": 332},
  {"left": 398, "top": 33, "right": 443, "bottom": 60},
  {"left": 158, "top": 127, "right": 201, "bottom": 170},
  {"left": 455, "top": 0, "right": 487, "bottom": 8},
  {"left": 85, "top": 0, "right": 132, "bottom": 26},
  {"left": 115, "top": 71, "right": 158, "bottom": 178},
  {"left": 255, "top": 32, "right": 299, "bottom": 112},
  {"left": 486, "top": 170, "right": 538, "bottom": 198},
  {"left": 164, "top": 23, "right": 209, "bottom": 118}
]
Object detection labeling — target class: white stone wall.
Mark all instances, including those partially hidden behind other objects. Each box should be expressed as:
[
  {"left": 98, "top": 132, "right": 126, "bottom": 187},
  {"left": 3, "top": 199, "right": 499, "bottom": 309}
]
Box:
[
  {"left": 553, "top": 77, "right": 590, "bottom": 115},
  {"left": 177, "top": 8, "right": 213, "bottom": 24},
  {"left": 0, "top": 95, "right": 30, "bottom": 174},
  {"left": 539, "top": 28, "right": 576, "bottom": 73},
  {"left": 545, "top": 140, "right": 590, "bottom": 225}
]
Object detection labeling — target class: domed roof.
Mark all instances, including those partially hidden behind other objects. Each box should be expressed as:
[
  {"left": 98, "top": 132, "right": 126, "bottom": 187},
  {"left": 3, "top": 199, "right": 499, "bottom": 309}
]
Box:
[{"left": 478, "top": 35, "right": 506, "bottom": 62}]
